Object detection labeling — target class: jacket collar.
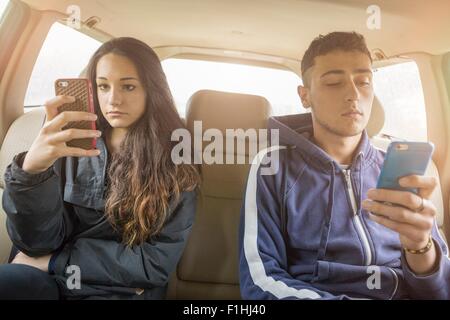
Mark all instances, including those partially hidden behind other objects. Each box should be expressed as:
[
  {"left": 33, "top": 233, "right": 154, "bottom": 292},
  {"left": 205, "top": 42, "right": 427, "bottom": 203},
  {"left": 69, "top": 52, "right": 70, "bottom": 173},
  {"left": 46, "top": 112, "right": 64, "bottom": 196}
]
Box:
[{"left": 268, "top": 113, "right": 377, "bottom": 172}]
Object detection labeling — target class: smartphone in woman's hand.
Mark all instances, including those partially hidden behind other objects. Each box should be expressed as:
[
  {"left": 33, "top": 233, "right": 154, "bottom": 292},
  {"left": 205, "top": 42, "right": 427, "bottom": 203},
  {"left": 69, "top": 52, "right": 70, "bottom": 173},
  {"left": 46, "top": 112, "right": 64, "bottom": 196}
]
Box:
[{"left": 54, "top": 78, "right": 97, "bottom": 150}]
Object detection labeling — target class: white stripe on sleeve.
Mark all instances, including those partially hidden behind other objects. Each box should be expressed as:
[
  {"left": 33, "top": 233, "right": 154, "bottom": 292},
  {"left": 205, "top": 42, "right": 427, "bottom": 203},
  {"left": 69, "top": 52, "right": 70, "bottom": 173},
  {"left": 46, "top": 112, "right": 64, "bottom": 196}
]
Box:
[{"left": 243, "top": 145, "right": 321, "bottom": 299}]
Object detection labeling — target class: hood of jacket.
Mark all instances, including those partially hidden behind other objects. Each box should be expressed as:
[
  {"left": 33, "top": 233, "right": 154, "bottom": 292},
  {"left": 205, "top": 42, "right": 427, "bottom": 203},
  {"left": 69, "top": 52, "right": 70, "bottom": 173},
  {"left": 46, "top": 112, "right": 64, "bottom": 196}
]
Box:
[{"left": 268, "top": 112, "right": 378, "bottom": 173}]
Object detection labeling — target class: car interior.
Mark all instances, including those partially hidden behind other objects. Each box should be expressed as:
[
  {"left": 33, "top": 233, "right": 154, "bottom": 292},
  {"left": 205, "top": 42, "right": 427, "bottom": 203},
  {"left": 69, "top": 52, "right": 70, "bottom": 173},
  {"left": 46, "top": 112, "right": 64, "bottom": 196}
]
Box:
[{"left": 0, "top": 0, "right": 449, "bottom": 300}]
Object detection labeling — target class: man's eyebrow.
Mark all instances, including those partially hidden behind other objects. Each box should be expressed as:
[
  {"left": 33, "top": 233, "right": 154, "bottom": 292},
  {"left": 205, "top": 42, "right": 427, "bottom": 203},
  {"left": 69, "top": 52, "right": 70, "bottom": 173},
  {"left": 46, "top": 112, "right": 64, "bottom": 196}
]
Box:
[
  {"left": 353, "top": 68, "right": 373, "bottom": 75},
  {"left": 96, "top": 77, "right": 139, "bottom": 81},
  {"left": 320, "top": 68, "right": 373, "bottom": 78},
  {"left": 320, "top": 70, "right": 345, "bottom": 78}
]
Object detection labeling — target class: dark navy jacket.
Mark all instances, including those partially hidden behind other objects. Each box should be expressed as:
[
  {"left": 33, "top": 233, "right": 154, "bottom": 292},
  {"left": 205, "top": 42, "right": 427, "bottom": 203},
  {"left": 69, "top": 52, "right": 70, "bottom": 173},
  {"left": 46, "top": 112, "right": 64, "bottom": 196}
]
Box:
[
  {"left": 3, "top": 137, "right": 196, "bottom": 299},
  {"left": 239, "top": 113, "right": 450, "bottom": 299}
]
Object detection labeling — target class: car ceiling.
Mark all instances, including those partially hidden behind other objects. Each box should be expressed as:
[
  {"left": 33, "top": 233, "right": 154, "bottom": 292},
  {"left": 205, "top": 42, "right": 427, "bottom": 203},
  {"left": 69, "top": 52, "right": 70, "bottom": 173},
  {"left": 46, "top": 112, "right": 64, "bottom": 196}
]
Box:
[{"left": 20, "top": 0, "right": 450, "bottom": 60}]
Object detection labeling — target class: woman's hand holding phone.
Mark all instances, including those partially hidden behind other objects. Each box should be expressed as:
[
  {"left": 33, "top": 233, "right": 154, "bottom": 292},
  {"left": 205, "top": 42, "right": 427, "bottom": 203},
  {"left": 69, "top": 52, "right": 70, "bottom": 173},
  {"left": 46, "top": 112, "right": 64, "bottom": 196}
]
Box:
[{"left": 22, "top": 95, "right": 102, "bottom": 174}]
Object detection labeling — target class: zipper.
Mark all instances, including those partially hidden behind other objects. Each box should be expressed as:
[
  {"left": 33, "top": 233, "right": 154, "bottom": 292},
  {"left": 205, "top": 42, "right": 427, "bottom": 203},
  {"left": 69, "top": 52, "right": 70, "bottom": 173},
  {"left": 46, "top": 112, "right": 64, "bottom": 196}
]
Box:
[
  {"left": 343, "top": 169, "right": 373, "bottom": 266},
  {"left": 100, "top": 138, "right": 108, "bottom": 199},
  {"left": 387, "top": 267, "right": 399, "bottom": 300}
]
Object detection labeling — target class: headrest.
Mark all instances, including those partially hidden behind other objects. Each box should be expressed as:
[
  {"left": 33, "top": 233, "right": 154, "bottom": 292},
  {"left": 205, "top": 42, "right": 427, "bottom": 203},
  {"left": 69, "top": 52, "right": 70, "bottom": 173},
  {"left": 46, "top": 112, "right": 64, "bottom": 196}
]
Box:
[
  {"left": 0, "top": 108, "right": 46, "bottom": 188},
  {"left": 186, "top": 89, "right": 271, "bottom": 134},
  {"left": 185, "top": 89, "right": 272, "bottom": 158},
  {"left": 366, "top": 96, "right": 385, "bottom": 138},
  {"left": 185, "top": 90, "right": 271, "bottom": 199}
]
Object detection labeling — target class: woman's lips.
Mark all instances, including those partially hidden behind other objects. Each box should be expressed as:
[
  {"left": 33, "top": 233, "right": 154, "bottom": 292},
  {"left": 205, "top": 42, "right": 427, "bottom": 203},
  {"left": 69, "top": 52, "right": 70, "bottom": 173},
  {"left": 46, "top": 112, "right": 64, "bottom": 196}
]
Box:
[{"left": 107, "top": 111, "right": 126, "bottom": 117}]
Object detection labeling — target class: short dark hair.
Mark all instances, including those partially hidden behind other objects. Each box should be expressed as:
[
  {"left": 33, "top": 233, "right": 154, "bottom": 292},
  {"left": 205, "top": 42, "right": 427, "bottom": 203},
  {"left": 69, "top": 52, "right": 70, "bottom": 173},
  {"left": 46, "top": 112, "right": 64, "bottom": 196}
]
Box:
[{"left": 301, "top": 31, "right": 372, "bottom": 86}]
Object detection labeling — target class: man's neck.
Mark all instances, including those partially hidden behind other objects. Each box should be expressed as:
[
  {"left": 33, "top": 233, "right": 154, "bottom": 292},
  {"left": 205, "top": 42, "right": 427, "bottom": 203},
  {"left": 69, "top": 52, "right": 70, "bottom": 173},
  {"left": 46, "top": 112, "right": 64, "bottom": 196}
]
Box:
[
  {"left": 106, "top": 128, "right": 127, "bottom": 155},
  {"left": 312, "top": 128, "right": 362, "bottom": 166}
]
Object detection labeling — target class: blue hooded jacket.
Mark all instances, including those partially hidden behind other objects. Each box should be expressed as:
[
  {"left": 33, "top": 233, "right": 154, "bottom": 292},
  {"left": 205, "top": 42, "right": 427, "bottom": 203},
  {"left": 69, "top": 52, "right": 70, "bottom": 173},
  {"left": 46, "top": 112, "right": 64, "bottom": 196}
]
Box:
[{"left": 239, "top": 113, "right": 450, "bottom": 300}]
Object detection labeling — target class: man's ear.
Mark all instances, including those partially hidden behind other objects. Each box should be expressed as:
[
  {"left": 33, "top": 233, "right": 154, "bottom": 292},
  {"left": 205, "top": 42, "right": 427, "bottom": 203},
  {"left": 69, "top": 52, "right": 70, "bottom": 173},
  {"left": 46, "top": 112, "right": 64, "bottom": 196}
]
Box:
[{"left": 298, "top": 85, "right": 311, "bottom": 109}]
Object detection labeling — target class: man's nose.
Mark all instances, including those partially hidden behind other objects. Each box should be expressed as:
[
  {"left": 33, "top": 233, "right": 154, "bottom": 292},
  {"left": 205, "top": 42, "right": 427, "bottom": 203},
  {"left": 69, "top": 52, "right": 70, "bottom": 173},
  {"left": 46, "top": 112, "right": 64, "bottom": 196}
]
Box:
[{"left": 345, "top": 80, "right": 360, "bottom": 102}]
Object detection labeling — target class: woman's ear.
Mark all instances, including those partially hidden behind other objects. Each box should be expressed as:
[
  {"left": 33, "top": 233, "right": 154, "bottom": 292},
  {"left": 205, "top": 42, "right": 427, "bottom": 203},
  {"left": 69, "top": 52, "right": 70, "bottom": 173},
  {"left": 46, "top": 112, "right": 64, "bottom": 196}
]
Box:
[{"left": 298, "top": 85, "right": 311, "bottom": 109}]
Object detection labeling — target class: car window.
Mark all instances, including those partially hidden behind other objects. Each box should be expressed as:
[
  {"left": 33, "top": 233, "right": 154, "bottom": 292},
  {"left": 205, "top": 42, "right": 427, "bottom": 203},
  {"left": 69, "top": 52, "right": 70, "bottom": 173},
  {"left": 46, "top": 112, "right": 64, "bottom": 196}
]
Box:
[
  {"left": 0, "top": 0, "right": 9, "bottom": 22},
  {"left": 373, "top": 61, "right": 427, "bottom": 141},
  {"left": 161, "top": 58, "right": 304, "bottom": 118},
  {"left": 24, "top": 22, "right": 102, "bottom": 110}
]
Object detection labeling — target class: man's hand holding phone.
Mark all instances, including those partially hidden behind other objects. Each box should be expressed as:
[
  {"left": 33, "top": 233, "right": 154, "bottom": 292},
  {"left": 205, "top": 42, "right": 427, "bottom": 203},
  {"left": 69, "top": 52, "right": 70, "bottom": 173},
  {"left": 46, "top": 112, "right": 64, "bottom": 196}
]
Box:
[
  {"left": 22, "top": 95, "right": 102, "bottom": 174},
  {"left": 362, "top": 175, "right": 437, "bottom": 251},
  {"left": 362, "top": 175, "right": 438, "bottom": 275},
  {"left": 362, "top": 142, "right": 439, "bottom": 275}
]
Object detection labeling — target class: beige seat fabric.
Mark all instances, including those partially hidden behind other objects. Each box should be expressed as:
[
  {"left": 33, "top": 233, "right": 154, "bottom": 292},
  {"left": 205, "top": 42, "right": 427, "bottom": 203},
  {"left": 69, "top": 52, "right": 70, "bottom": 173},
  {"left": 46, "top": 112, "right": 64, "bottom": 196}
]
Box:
[
  {"left": 0, "top": 108, "right": 46, "bottom": 264},
  {"left": 166, "top": 90, "right": 272, "bottom": 299},
  {"left": 366, "top": 97, "right": 385, "bottom": 138}
]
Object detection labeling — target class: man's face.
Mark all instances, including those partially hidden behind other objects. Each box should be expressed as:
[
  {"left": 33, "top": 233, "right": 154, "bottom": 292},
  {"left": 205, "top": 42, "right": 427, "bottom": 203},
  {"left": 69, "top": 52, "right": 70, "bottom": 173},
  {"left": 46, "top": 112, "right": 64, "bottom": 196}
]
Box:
[{"left": 299, "top": 50, "right": 374, "bottom": 137}]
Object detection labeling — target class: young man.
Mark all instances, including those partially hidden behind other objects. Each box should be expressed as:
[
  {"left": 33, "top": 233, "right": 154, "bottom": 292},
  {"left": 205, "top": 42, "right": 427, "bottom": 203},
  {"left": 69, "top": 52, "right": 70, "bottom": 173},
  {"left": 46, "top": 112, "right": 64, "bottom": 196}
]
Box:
[{"left": 239, "top": 32, "right": 450, "bottom": 299}]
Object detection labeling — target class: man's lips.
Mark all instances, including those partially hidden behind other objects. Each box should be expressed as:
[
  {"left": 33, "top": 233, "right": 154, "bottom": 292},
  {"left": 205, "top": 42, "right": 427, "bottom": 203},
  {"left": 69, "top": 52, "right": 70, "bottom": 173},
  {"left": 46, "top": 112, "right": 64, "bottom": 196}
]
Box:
[{"left": 342, "top": 110, "right": 363, "bottom": 116}]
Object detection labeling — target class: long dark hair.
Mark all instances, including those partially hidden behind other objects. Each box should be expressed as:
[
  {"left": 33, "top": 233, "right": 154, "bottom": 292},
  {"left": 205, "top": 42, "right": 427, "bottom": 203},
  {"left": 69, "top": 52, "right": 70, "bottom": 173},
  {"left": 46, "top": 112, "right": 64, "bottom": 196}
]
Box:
[{"left": 86, "top": 37, "right": 200, "bottom": 246}]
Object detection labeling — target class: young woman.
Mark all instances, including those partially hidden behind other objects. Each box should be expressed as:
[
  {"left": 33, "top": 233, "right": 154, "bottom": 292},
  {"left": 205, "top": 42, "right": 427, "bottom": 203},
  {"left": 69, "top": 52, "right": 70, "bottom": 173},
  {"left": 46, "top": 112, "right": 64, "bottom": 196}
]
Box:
[{"left": 0, "top": 37, "right": 200, "bottom": 299}]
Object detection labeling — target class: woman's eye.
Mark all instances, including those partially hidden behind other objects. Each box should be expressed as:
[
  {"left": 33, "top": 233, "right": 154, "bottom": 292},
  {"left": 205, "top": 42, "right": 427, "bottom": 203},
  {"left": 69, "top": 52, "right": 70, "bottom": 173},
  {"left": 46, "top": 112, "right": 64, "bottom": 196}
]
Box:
[
  {"left": 326, "top": 82, "right": 341, "bottom": 87},
  {"left": 123, "top": 85, "right": 136, "bottom": 91},
  {"left": 358, "top": 81, "right": 371, "bottom": 87},
  {"left": 97, "top": 84, "right": 109, "bottom": 91}
]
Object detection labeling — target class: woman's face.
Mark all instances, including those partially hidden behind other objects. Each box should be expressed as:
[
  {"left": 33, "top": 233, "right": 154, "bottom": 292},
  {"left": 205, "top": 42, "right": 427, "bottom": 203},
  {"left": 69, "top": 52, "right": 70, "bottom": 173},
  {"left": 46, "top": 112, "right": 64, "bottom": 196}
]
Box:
[{"left": 96, "top": 53, "right": 147, "bottom": 130}]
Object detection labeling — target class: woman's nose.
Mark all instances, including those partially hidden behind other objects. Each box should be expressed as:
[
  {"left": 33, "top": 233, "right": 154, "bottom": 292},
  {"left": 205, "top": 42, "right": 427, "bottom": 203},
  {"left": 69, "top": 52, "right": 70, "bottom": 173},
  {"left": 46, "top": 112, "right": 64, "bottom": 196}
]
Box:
[{"left": 108, "top": 87, "right": 122, "bottom": 106}]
